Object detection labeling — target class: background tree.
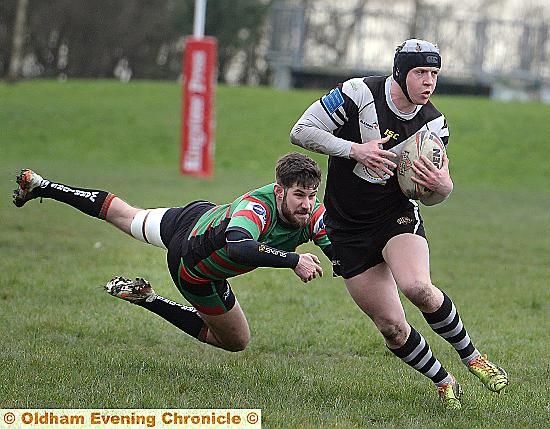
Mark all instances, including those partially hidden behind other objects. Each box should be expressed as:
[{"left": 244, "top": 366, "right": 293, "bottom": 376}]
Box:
[
  {"left": 6, "top": 0, "right": 28, "bottom": 81},
  {"left": 0, "top": 0, "right": 272, "bottom": 83},
  {"left": 174, "top": 0, "right": 271, "bottom": 84}
]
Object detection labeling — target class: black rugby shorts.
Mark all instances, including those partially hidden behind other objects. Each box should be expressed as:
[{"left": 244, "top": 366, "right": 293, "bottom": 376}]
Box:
[{"left": 327, "top": 206, "right": 426, "bottom": 279}]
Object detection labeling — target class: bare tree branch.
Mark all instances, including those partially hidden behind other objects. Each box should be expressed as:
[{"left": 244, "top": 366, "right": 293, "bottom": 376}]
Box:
[{"left": 7, "top": 0, "right": 29, "bottom": 81}]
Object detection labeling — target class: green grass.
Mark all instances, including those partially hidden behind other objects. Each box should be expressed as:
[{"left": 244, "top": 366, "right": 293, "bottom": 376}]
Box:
[{"left": 1, "top": 80, "right": 549, "bottom": 428}]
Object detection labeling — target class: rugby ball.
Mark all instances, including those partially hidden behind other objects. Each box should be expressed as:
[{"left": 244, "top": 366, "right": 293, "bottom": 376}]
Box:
[{"left": 397, "top": 130, "right": 445, "bottom": 199}]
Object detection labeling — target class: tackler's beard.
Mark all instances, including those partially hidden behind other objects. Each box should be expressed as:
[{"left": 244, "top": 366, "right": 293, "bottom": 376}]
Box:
[{"left": 281, "top": 193, "right": 311, "bottom": 229}]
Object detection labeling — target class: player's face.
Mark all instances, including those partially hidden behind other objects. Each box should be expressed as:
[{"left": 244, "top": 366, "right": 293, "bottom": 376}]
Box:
[
  {"left": 276, "top": 184, "right": 318, "bottom": 228},
  {"left": 406, "top": 67, "right": 439, "bottom": 104}
]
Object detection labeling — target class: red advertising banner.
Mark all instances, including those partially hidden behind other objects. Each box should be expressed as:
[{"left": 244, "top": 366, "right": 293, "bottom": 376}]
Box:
[{"left": 181, "top": 37, "right": 217, "bottom": 177}]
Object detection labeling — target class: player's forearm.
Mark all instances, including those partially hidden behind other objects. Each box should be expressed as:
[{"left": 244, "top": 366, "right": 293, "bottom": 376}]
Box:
[
  {"left": 420, "top": 185, "right": 453, "bottom": 206},
  {"left": 226, "top": 237, "right": 299, "bottom": 269},
  {"left": 290, "top": 125, "right": 352, "bottom": 157}
]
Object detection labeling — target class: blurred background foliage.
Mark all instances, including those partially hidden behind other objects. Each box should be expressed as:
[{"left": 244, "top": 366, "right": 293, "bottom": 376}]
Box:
[
  {"left": 2, "top": 0, "right": 548, "bottom": 92},
  {"left": 0, "top": 0, "right": 271, "bottom": 83}
]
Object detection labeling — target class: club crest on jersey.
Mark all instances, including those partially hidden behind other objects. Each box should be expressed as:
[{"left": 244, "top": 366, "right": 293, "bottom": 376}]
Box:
[
  {"left": 313, "top": 213, "right": 325, "bottom": 234},
  {"left": 245, "top": 202, "right": 267, "bottom": 228},
  {"left": 397, "top": 216, "right": 414, "bottom": 225},
  {"left": 251, "top": 203, "right": 266, "bottom": 216},
  {"left": 321, "top": 88, "right": 344, "bottom": 114}
]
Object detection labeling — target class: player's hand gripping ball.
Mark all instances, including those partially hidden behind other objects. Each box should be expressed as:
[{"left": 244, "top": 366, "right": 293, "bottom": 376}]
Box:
[{"left": 397, "top": 130, "right": 445, "bottom": 199}]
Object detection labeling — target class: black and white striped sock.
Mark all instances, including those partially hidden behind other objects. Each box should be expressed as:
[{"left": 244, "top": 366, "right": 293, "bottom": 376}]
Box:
[
  {"left": 389, "top": 326, "right": 452, "bottom": 385},
  {"left": 422, "top": 292, "right": 480, "bottom": 365}
]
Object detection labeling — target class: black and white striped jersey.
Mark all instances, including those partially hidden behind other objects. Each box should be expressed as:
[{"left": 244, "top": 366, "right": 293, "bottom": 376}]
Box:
[{"left": 291, "top": 75, "right": 449, "bottom": 231}]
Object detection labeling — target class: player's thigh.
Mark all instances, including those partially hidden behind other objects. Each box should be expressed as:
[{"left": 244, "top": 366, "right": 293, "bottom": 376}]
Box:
[
  {"left": 383, "top": 233, "right": 442, "bottom": 310},
  {"left": 344, "top": 263, "right": 406, "bottom": 326},
  {"left": 199, "top": 298, "right": 250, "bottom": 351},
  {"left": 383, "top": 233, "right": 431, "bottom": 287}
]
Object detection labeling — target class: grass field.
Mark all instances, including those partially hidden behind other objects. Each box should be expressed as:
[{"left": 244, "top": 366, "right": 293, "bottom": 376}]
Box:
[{"left": 1, "top": 80, "right": 549, "bottom": 429}]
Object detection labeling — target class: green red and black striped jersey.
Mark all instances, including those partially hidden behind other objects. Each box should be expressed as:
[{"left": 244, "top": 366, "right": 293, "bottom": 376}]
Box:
[{"left": 179, "top": 183, "right": 330, "bottom": 284}]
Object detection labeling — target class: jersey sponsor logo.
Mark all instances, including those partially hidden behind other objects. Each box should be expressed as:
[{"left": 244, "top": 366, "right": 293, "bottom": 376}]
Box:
[
  {"left": 331, "top": 259, "right": 341, "bottom": 277},
  {"left": 222, "top": 285, "right": 231, "bottom": 300},
  {"left": 384, "top": 129, "right": 400, "bottom": 140},
  {"left": 258, "top": 244, "right": 288, "bottom": 257},
  {"left": 40, "top": 179, "right": 50, "bottom": 188},
  {"left": 321, "top": 88, "right": 344, "bottom": 114},
  {"left": 360, "top": 119, "right": 379, "bottom": 130}
]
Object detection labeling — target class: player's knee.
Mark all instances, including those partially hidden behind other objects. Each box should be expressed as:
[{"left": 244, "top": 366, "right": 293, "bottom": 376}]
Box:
[
  {"left": 223, "top": 331, "right": 250, "bottom": 352},
  {"left": 400, "top": 280, "right": 437, "bottom": 309},
  {"left": 378, "top": 320, "right": 408, "bottom": 347}
]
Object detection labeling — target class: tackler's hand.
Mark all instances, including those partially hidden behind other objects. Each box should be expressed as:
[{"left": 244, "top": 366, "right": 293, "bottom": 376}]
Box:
[{"left": 294, "top": 253, "right": 324, "bottom": 283}]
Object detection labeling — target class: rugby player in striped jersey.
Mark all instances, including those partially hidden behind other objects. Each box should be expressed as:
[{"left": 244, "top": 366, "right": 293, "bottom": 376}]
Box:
[
  {"left": 13, "top": 152, "right": 334, "bottom": 352},
  {"left": 290, "top": 39, "right": 508, "bottom": 409}
]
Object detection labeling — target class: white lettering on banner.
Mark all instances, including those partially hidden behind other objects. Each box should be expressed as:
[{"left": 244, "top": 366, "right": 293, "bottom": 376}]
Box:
[
  {"left": 184, "top": 49, "right": 209, "bottom": 172},
  {"left": 189, "top": 51, "right": 206, "bottom": 92},
  {"left": 181, "top": 38, "right": 216, "bottom": 177},
  {"left": 184, "top": 95, "right": 206, "bottom": 171}
]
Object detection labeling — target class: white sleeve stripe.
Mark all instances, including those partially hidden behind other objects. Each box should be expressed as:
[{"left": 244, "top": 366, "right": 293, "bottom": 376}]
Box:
[
  {"left": 310, "top": 98, "right": 347, "bottom": 129},
  {"left": 358, "top": 99, "right": 374, "bottom": 113},
  {"left": 226, "top": 238, "right": 253, "bottom": 244},
  {"left": 334, "top": 108, "right": 347, "bottom": 124}
]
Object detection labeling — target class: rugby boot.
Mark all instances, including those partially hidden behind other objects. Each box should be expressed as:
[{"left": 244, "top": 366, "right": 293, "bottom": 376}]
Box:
[
  {"left": 13, "top": 169, "right": 45, "bottom": 207},
  {"left": 437, "top": 375, "right": 463, "bottom": 410},
  {"left": 104, "top": 276, "right": 157, "bottom": 303},
  {"left": 468, "top": 354, "right": 509, "bottom": 393}
]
